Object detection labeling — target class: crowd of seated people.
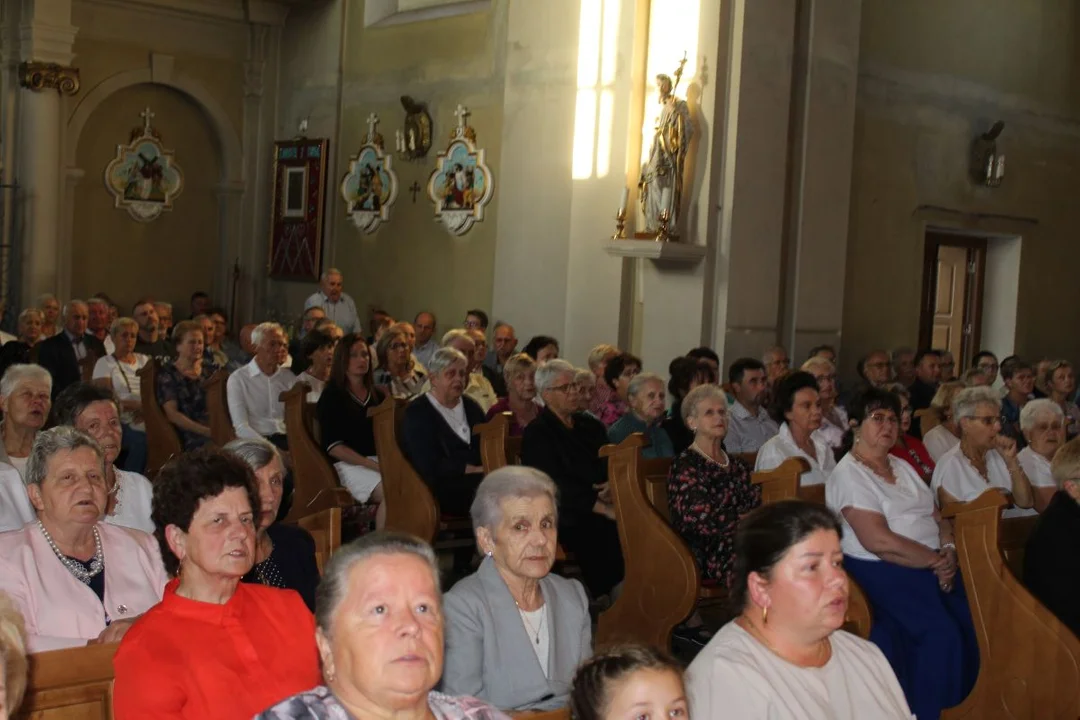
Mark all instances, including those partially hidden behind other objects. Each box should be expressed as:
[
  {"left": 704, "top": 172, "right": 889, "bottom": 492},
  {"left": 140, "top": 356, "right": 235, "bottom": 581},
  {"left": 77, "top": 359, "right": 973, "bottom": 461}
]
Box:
[{"left": 5, "top": 274, "right": 1080, "bottom": 720}]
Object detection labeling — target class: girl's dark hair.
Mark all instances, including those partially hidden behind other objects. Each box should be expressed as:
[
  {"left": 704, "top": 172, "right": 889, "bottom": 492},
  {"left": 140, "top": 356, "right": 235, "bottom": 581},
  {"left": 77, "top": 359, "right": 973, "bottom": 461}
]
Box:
[
  {"left": 330, "top": 333, "right": 374, "bottom": 394},
  {"left": 667, "top": 357, "right": 717, "bottom": 401},
  {"left": 151, "top": 449, "right": 260, "bottom": 576},
  {"left": 570, "top": 644, "right": 684, "bottom": 720},
  {"left": 603, "top": 352, "right": 643, "bottom": 390},
  {"left": 50, "top": 382, "right": 119, "bottom": 429},
  {"left": 522, "top": 335, "right": 559, "bottom": 361},
  {"left": 768, "top": 371, "right": 820, "bottom": 424},
  {"left": 730, "top": 500, "right": 843, "bottom": 611},
  {"left": 300, "top": 327, "right": 337, "bottom": 361},
  {"left": 839, "top": 386, "right": 903, "bottom": 455}
]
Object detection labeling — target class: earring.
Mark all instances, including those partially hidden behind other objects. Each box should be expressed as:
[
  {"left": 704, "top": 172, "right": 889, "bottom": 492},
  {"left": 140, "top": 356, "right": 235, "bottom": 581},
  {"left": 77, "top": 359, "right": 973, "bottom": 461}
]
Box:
[
  {"left": 485, "top": 550, "right": 493, "bottom": 558},
  {"left": 762, "top": 606, "right": 768, "bottom": 625}
]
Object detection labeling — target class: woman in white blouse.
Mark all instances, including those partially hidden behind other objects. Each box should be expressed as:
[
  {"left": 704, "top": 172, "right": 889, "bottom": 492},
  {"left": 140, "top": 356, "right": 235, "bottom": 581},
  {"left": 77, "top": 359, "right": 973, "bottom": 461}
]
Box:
[
  {"left": 826, "top": 387, "right": 977, "bottom": 720},
  {"left": 92, "top": 317, "right": 148, "bottom": 473},
  {"left": 295, "top": 327, "right": 337, "bottom": 402},
  {"left": 931, "top": 386, "right": 1035, "bottom": 517},
  {"left": 1017, "top": 398, "right": 1065, "bottom": 513},
  {"left": 756, "top": 371, "right": 836, "bottom": 486},
  {"left": 687, "top": 500, "right": 913, "bottom": 720},
  {"left": 921, "top": 381, "right": 964, "bottom": 461},
  {"left": 802, "top": 356, "right": 847, "bottom": 450}
]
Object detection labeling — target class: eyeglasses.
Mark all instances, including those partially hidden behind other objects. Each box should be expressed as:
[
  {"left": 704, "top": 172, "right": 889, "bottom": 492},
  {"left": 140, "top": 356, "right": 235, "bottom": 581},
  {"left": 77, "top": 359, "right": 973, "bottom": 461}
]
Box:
[
  {"left": 867, "top": 413, "right": 899, "bottom": 426},
  {"left": 978, "top": 362, "right": 999, "bottom": 372},
  {"left": 548, "top": 383, "right": 580, "bottom": 394},
  {"left": 968, "top": 415, "right": 1002, "bottom": 426},
  {"left": 389, "top": 342, "right": 408, "bottom": 351}
]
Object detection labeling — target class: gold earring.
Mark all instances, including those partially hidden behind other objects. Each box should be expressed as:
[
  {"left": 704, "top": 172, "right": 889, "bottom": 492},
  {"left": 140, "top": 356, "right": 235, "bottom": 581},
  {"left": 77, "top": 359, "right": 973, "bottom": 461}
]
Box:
[{"left": 762, "top": 606, "right": 768, "bottom": 625}]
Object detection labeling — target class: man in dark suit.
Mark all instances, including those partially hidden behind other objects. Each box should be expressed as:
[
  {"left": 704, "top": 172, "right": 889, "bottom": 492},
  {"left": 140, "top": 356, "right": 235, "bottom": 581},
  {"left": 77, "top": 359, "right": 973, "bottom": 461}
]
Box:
[{"left": 37, "top": 300, "right": 106, "bottom": 399}]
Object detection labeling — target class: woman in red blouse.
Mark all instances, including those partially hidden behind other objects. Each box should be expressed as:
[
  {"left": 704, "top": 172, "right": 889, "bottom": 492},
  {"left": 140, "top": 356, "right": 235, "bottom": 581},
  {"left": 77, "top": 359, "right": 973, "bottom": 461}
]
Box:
[
  {"left": 113, "top": 450, "right": 321, "bottom": 720},
  {"left": 887, "top": 384, "right": 935, "bottom": 484}
]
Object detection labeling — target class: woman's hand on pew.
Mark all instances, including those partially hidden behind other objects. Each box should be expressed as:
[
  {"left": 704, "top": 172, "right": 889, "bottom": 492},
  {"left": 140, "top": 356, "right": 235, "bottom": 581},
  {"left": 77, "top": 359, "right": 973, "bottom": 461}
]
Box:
[{"left": 89, "top": 617, "right": 137, "bottom": 646}]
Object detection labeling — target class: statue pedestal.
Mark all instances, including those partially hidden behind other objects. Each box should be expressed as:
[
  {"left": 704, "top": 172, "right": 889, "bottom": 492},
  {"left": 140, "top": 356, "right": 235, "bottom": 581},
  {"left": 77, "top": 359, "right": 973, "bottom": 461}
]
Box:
[{"left": 603, "top": 239, "right": 705, "bottom": 265}]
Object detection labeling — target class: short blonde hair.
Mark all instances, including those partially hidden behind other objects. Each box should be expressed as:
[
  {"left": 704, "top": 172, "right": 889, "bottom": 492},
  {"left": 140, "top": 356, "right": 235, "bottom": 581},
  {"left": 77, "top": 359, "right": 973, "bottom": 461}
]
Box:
[
  {"left": 1051, "top": 437, "right": 1080, "bottom": 489},
  {"left": 0, "top": 592, "right": 27, "bottom": 713},
  {"left": 801, "top": 356, "right": 835, "bottom": 374},
  {"left": 502, "top": 352, "right": 536, "bottom": 383},
  {"left": 587, "top": 344, "right": 619, "bottom": 371},
  {"left": 110, "top": 317, "right": 138, "bottom": 337}
]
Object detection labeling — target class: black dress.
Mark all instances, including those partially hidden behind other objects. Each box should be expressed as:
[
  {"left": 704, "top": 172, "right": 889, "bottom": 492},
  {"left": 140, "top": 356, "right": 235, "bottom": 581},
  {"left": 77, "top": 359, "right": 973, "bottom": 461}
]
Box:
[
  {"left": 316, "top": 382, "right": 386, "bottom": 457},
  {"left": 402, "top": 394, "right": 485, "bottom": 516},
  {"left": 662, "top": 399, "right": 694, "bottom": 455},
  {"left": 1023, "top": 490, "right": 1080, "bottom": 638},
  {"left": 242, "top": 523, "right": 320, "bottom": 612}
]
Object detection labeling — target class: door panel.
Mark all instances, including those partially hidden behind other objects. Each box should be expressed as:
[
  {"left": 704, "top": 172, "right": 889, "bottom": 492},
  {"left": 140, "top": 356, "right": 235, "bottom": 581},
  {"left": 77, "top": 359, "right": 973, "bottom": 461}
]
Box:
[{"left": 933, "top": 245, "right": 968, "bottom": 358}]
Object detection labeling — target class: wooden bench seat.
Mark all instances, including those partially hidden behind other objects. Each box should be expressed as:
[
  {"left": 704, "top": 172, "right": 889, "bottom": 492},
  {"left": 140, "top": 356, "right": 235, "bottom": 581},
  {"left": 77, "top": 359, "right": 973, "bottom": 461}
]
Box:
[
  {"left": 281, "top": 383, "right": 353, "bottom": 523},
  {"left": 13, "top": 643, "right": 118, "bottom": 720},
  {"left": 205, "top": 369, "right": 235, "bottom": 448},
  {"left": 297, "top": 506, "right": 342, "bottom": 575},
  {"left": 138, "top": 358, "right": 182, "bottom": 477}
]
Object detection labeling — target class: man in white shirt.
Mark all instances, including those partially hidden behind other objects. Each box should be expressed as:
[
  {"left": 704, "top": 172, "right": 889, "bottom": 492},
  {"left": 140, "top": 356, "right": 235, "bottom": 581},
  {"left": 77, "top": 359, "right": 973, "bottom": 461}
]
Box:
[
  {"left": 303, "top": 268, "right": 361, "bottom": 335},
  {"left": 725, "top": 357, "right": 779, "bottom": 454},
  {"left": 226, "top": 322, "right": 297, "bottom": 446},
  {"left": 87, "top": 298, "right": 115, "bottom": 355},
  {"left": 413, "top": 311, "right": 439, "bottom": 369},
  {"left": 442, "top": 328, "right": 497, "bottom": 412}
]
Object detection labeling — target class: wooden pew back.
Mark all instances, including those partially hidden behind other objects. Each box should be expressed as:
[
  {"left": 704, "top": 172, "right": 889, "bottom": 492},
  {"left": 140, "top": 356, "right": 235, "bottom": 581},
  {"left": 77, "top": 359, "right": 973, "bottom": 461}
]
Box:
[
  {"left": 940, "top": 491, "right": 1080, "bottom": 719},
  {"left": 13, "top": 643, "right": 117, "bottom": 720},
  {"left": 204, "top": 369, "right": 235, "bottom": 448},
  {"left": 138, "top": 358, "right": 182, "bottom": 477},
  {"left": 297, "top": 506, "right": 343, "bottom": 575},
  {"left": 369, "top": 395, "right": 439, "bottom": 544},
  {"left": 474, "top": 412, "right": 514, "bottom": 474},
  {"left": 281, "top": 383, "right": 352, "bottom": 523}
]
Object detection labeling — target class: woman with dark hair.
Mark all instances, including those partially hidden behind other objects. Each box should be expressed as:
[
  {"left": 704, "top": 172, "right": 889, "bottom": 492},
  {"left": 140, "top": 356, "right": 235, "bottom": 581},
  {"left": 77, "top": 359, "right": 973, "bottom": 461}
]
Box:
[
  {"left": 827, "top": 388, "right": 977, "bottom": 720},
  {"left": 686, "top": 500, "right": 911, "bottom": 719},
  {"left": 522, "top": 335, "right": 559, "bottom": 364},
  {"left": 157, "top": 320, "right": 214, "bottom": 451},
  {"left": 373, "top": 323, "right": 428, "bottom": 400},
  {"left": 597, "top": 352, "right": 641, "bottom": 428},
  {"left": 112, "top": 449, "right": 321, "bottom": 719},
  {"left": 884, "top": 384, "right": 935, "bottom": 484},
  {"left": 294, "top": 328, "right": 337, "bottom": 402},
  {"left": 570, "top": 645, "right": 686, "bottom": 720},
  {"left": 662, "top": 356, "right": 717, "bottom": 454},
  {"left": 755, "top": 371, "right": 835, "bottom": 486},
  {"left": 316, "top": 333, "right": 386, "bottom": 527}
]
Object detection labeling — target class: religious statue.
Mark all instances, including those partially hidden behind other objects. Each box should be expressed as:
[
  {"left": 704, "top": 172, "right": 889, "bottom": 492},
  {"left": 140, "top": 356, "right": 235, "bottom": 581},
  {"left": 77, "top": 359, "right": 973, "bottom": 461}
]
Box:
[{"left": 639, "top": 56, "right": 693, "bottom": 235}]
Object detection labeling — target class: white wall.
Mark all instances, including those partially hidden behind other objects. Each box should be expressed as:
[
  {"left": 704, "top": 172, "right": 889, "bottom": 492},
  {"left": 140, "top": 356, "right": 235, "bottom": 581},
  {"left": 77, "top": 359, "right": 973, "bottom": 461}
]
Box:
[{"left": 980, "top": 235, "right": 1021, "bottom": 359}]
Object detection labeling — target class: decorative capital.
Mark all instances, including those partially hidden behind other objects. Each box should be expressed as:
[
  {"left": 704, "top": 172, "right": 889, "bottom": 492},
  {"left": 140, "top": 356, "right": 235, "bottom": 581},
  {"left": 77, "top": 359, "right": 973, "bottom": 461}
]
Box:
[{"left": 19, "top": 62, "right": 80, "bottom": 95}]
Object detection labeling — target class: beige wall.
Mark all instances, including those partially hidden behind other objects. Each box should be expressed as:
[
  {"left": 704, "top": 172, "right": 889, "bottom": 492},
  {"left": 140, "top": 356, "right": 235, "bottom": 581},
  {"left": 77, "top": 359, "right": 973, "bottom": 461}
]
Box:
[{"left": 841, "top": 0, "right": 1080, "bottom": 378}]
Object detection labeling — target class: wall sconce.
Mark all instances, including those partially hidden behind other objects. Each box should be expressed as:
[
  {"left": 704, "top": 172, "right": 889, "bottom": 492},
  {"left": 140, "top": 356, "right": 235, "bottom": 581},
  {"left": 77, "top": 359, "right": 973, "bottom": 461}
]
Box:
[
  {"left": 394, "top": 95, "right": 433, "bottom": 161},
  {"left": 970, "top": 121, "right": 1005, "bottom": 187}
]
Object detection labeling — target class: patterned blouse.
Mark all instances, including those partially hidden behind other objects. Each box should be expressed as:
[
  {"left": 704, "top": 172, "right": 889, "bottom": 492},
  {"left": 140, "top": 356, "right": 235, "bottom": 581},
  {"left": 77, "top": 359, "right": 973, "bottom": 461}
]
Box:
[
  {"left": 155, "top": 361, "right": 215, "bottom": 451},
  {"left": 667, "top": 448, "right": 761, "bottom": 585},
  {"left": 598, "top": 396, "right": 629, "bottom": 428},
  {"left": 256, "top": 685, "right": 510, "bottom": 720}
]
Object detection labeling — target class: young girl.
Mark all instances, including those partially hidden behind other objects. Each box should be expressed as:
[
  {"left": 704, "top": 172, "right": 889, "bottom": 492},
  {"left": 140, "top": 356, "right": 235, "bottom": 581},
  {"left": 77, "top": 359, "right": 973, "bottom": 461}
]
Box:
[{"left": 570, "top": 645, "right": 687, "bottom": 720}]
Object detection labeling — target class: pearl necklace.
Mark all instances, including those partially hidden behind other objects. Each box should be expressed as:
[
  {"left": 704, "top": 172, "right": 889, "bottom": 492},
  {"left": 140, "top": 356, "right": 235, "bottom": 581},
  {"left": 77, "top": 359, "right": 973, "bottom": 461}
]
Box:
[{"left": 38, "top": 520, "right": 104, "bottom": 584}]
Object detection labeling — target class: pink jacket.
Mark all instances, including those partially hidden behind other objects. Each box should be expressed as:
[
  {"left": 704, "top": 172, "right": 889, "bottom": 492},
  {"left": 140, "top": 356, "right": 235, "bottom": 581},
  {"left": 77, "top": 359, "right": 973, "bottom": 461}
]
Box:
[{"left": 0, "top": 522, "right": 169, "bottom": 652}]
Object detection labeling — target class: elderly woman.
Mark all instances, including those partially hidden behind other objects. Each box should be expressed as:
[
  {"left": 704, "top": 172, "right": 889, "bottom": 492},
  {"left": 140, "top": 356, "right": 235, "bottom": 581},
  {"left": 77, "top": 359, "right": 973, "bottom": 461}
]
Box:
[
  {"left": 256, "top": 532, "right": 508, "bottom": 720},
  {"left": 486, "top": 353, "right": 540, "bottom": 436},
  {"left": 374, "top": 323, "right": 429, "bottom": 400},
  {"left": 0, "top": 365, "right": 51, "bottom": 479},
  {"left": 157, "top": 320, "right": 214, "bottom": 451},
  {"left": 112, "top": 449, "right": 321, "bottom": 719},
  {"left": 522, "top": 335, "right": 559, "bottom": 363},
  {"left": 1044, "top": 360, "right": 1080, "bottom": 439},
  {"left": 687, "top": 500, "right": 913, "bottom": 719},
  {"left": 443, "top": 329, "right": 498, "bottom": 413},
  {"left": 0, "top": 592, "right": 27, "bottom": 718},
  {"left": 802, "top": 356, "right": 847, "bottom": 450},
  {"left": 573, "top": 368, "right": 597, "bottom": 415},
  {"left": 37, "top": 294, "right": 60, "bottom": 339},
  {"left": 597, "top": 352, "right": 641, "bottom": 428},
  {"left": 403, "top": 348, "right": 485, "bottom": 516},
  {"left": 571, "top": 645, "right": 686, "bottom": 720},
  {"left": 608, "top": 373, "right": 674, "bottom": 458},
  {"left": 1024, "top": 436, "right": 1080, "bottom": 639},
  {"left": 52, "top": 383, "right": 154, "bottom": 534},
  {"left": 585, "top": 344, "right": 619, "bottom": 417},
  {"left": 886, "top": 384, "right": 935, "bottom": 484},
  {"left": 442, "top": 467, "right": 590, "bottom": 710},
  {"left": 92, "top": 317, "right": 148, "bottom": 473},
  {"left": 521, "top": 359, "right": 623, "bottom": 599},
  {"left": 922, "top": 380, "right": 965, "bottom": 461},
  {"left": 0, "top": 309, "right": 44, "bottom": 378},
  {"left": 1016, "top": 398, "right": 1066, "bottom": 513},
  {"left": 668, "top": 384, "right": 761, "bottom": 589},
  {"left": 827, "top": 388, "right": 977, "bottom": 720},
  {"left": 931, "top": 386, "right": 1035, "bottom": 518},
  {"left": 755, "top": 372, "right": 836, "bottom": 486},
  {"left": 0, "top": 427, "right": 167, "bottom": 652},
  {"left": 317, "top": 333, "right": 387, "bottom": 527},
  {"left": 662, "top": 356, "right": 717, "bottom": 455},
  {"left": 295, "top": 327, "right": 337, "bottom": 403},
  {"left": 225, "top": 438, "right": 320, "bottom": 611}
]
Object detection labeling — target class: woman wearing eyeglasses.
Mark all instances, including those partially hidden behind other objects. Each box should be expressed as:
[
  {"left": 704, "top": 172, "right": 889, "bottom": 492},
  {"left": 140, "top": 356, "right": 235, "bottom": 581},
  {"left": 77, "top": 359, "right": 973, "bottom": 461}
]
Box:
[
  {"left": 884, "top": 384, "right": 935, "bottom": 484},
  {"left": 930, "top": 386, "right": 1035, "bottom": 518},
  {"left": 826, "top": 387, "right": 978, "bottom": 720},
  {"left": 1044, "top": 360, "right": 1080, "bottom": 440},
  {"left": 373, "top": 324, "right": 428, "bottom": 400}
]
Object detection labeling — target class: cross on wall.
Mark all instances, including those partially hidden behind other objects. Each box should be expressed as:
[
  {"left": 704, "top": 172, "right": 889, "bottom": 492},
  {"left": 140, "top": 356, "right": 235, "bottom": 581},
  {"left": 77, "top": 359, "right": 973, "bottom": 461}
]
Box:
[{"left": 409, "top": 182, "right": 422, "bottom": 203}]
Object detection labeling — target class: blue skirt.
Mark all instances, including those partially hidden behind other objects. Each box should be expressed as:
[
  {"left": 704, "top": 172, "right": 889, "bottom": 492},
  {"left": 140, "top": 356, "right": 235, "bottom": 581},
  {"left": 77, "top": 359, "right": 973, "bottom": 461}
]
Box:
[{"left": 845, "top": 556, "right": 979, "bottom": 720}]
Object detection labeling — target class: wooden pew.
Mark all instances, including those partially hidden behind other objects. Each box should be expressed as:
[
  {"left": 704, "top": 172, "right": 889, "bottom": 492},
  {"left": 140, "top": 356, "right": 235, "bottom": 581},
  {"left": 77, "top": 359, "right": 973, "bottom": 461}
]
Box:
[
  {"left": 205, "top": 369, "right": 235, "bottom": 448},
  {"left": 298, "top": 506, "right": 342, "bottom": 575},
  {"left": 13, "top": 643, "right": 118, "bottom": 720},
  {"left": 138, "top": 358, "right": 183, "bottom": 477},
  {"left": 77, "top": 355, "right": 97, "bottom": 384},
  {"left": 999, "top": 513, "right": 1039, "bottom": 581},
  {"left": 369, "top": 395, "right": 439, "bottom": 544},
  {"left": 474, "top": 412, "right": 521, "bottom": 474},
  {"left": 510, "top": 709, "right": 569, "bottom": 720},
  {"left": 940, "top": 490, "right": 1080, "bottom": 719},
  {"left": 281, "top": 383, "right": 353, "bottom": 523}
]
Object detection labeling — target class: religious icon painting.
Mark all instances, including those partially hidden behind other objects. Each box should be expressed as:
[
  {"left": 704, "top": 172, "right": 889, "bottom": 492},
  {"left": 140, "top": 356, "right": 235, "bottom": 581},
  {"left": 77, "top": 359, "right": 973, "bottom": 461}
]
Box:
[
  {"left": 103, "top": 107, "right": 184, "bottom": 222},
  {"left": 341, "top": 113, "right": 398, "bottom": 234},
  {"left": 426, "top": 104, "right": 494, "bottom": 236}
]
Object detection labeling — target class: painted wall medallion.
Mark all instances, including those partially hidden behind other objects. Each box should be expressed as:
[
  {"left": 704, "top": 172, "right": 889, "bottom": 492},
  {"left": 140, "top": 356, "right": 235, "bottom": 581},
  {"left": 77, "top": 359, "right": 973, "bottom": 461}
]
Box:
[
  {"left": 341, "top": 113, "right": 398, "bottom": 234},
  {"left": 427, "top": 104, "right": 494, "bottom": 236},
  {"left": 103, "top": 107, "right": 184, "bottom": 222}
]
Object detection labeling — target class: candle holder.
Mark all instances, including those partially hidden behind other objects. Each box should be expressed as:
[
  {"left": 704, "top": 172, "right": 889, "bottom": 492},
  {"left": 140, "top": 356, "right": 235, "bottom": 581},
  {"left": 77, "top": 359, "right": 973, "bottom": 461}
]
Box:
[
  {"left": 612, "top": 208, "right": 627, "bottom": 239},
  {"left": 655, "top": 208, "right": 672, "bottom": 242}
]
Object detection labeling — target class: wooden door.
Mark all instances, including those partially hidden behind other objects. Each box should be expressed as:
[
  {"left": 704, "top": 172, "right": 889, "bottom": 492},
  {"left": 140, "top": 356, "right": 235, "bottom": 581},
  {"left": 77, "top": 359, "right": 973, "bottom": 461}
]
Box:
[
  {"left": 933, "top": 245, "right": 968, "bottom": 355},
  {"left": 919, "top": 232, "right": 986, "bottom": 369}
]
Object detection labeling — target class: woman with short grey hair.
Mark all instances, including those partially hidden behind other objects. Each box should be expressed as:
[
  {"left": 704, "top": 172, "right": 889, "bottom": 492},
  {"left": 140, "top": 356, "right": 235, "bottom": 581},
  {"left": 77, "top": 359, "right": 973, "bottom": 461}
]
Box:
[
  {"left": 0, "top": 426, "right": 167, "bottom": 651},
  {"left": 441, "top": 467, "right": 590, "bottom": 711},
  {"left": 0, "top": 364, "right": 52, "bottom": 479},
  {"left": 373, "top": 323, "right": 428, "bottom": 400},
  {"left": 1017, "top": 398, "right": 1066, "bottom": 513},
  {"left": 607, "top": 372, "right": 674, "bottom": 458},
  {"left": 257, "top": 532, "right": 508, "bottom": 720},
  {"left": 931, "top": 386, "right": 1035, "bottom": 516},
  {"left": 225, "top": 437, "right": 320, "bottom": 611}
]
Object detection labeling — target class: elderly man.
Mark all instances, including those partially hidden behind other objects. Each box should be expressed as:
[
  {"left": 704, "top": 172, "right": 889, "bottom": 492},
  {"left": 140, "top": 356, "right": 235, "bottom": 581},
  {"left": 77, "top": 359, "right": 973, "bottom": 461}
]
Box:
[
  {"left": 153, "top": 302, "right": 174, "bottom": 342},
  {"left": 189, "top": 291, "right": 211, "bottom": 320},
  {"left": 226, "top": 322, "right": 297, "bottom": 448},
  {"left": 725, "top": 357, "right": 778, "bottom": 454},
  {"left": 892, "top": 346, "right": 917, "bottom": 387},
  {"left": 131, "top": 299, "right": 171, "bottom": 360},
  {"left": 484, "top": 321, "right": 517, "bottom": 376},
  {"left": 909, "top": 349, "right": 942, "bottom": 437},
  {"left": 38, "top": 293, "right": 61, "bottom": 338},
  {"left": 468, "top": 328, "right": 505, "bottom": 397},
  {"left": 443, "top": 329, "right": 496, "bottom": 412},
  {"left": 304, "top": 268, "right": 360, "bottom": 335},
  {"left": 87, "top": 298, "right": 114, "bottom": 355},
  {"left": 413, "top": 311, "right": 438, "bottom": 368},
  {"left": 36, "top": 300, "right": 106, "bottom": 399}
]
